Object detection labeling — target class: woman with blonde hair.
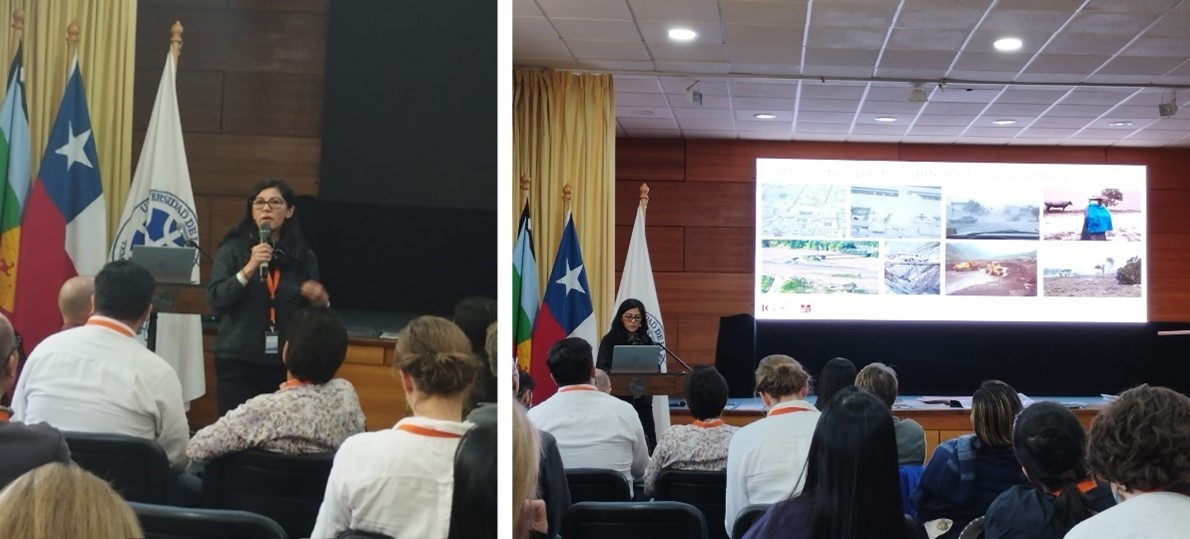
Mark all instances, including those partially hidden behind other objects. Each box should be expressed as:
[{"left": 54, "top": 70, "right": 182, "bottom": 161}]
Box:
[
  {"left": 312, "top": 316, "right": 478, "bottom": 539},
  {"left": 513, "top": 403, "right": 547, "bottom": 538},
  {"left": 0, "top": 462, "right": 142, "bottom": 539},
  {"left": 724, "top": 354, "right": 821, "bottom": 534}
]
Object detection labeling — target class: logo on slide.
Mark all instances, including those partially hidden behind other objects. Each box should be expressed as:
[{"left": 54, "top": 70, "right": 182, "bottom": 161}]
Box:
[{"left": 111, "top": 189, "right": 200, "bottom": 263}]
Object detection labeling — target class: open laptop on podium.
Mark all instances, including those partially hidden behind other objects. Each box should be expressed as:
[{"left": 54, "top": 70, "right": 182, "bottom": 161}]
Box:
[
  {"left": 130, "top": 245, "right": 199, "bottom": 284},
  {"left": 611, "top": 345, "right": 663, "bottom": 373}
]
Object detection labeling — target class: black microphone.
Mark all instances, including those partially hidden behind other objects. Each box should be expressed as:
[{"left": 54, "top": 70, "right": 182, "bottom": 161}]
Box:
[
  {"left": 656, "top": 340, "right": 694, "bottom": 373},
  {"left": 258, "top": 223, "right": 272, "bottom": 279}
]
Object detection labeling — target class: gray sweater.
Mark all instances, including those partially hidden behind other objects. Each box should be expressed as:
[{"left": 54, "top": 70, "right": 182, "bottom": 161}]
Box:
[{"left": 895, "top": 416, "right": 926, "bottom": 465}]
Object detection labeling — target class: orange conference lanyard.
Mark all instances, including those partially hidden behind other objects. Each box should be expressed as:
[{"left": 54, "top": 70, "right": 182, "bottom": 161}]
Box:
[
  {"left": 264, "top": 268, "right": 281, "bottom": 328},
  {"left": 396, "top": 424, "right": 463, "bottom": 439},
  {"left": 1054, "top": 479, "right": 1099, "bottom": 496},
  {"left": 693, "top": 419, "right": 724, "bottom": 428},
  {"left": 558, "top": 385, "right": 597, "bottom": 393},
  {"left": 86, "top": 318, "right": 135, "bottom": 338},
  {"left": 278, "top": 379, "right": 310, "bottom": 391},
  {"left": 768, "top": 406, "right": 813, "bottom": 417}
]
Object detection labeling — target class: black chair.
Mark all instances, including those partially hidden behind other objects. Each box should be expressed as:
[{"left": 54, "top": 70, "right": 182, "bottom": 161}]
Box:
[
  {"left": 565, "top": 468, "right": 632, "bottom": 503},
  {"left": 129, "top": 501, "right": 287, "bottom": 539},
  {"left": 731, "top": 503, "right": 771, "bottom": 539},
  {"left": 653, "top": 470, "right": 729, "bottom": 539},
  {"left": 63, "top": 431, "right": 169, "bottom": 504},
  {"left": 958, "top": 516, "right": 986, "bottom": 539},
  {"left": 563, "top": 501, "right": 707, "bottom": 539},
  {"left": 202, "top": 449, "right": 335, "bottom": 539}
]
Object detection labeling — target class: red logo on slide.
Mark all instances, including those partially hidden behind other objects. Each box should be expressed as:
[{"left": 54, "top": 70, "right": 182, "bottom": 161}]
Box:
[{"left": 800, "top": 304, "right": 812, "bottom": 313}]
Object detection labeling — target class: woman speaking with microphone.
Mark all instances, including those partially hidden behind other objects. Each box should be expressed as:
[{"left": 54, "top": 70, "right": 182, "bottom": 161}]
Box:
[{"left": 207, "top": 179, "right": 330, "bottom": 415}]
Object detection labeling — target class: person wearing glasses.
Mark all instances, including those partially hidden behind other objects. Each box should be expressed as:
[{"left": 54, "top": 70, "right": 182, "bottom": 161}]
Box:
[
  {"left": 208, "top": 178, "right": 330, "bottom": 416},
  {"left": 596, "top": 298, "right": 659, "bottom": 451}
]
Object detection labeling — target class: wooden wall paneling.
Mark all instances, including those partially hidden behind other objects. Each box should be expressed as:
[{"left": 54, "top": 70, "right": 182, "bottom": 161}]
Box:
[
  {"left": 229, "top": 0, "right": 328, "bottom": 12},
  {"left": 614, "top": 225, "right": 684, "bottom": 273},
  {"left": 186, "top": 134, "right": 321, "bottom": 196},
  {"left": 222, "top": 72, "right": 324, "bottom": 137},
  {"left": 141, "top": 0, "right": 229, "bottom": 10},
  {"left": 136, "top": 9, "right": 327, "bottom": 75},
  {"left": 193, "top": 195, "right": 214, "bottom": 282},
  {"left": 1147, "top": 189, "right": 1190, "bottom": 235},
  {"left": 655, "top": 273, "right": 753, "bottom": 317},
  {"left": 132, "top": 70, "right": 224, "bottom": 134},
  {"left": 614, "top": 181, "right": 754, "bottom": 227},
  {"left": 684, "top": 140, "right": 899, "bottom": 182},
  {"left": 897, "top": 143, "right": 1107, "bottom": 164},
  {"left": 685, "top": 226, "right": 754, "bottom": 273},
  {"left": 675, "top": 316, "right": 721, "bottom": 366},
  {"left": 615, "top": 138, "right": 685, "bottom": 182}
]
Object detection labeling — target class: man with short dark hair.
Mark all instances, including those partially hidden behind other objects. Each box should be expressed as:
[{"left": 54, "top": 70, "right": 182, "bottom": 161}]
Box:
[
  {"left": 12, "top": 260, "right": 189, "bottom": 469},
  {"left": 0, "top": 313, "right": 71, "bottom": 489},
  {"left": 526, "top": 338, "right": 648, "bottom": 485}
]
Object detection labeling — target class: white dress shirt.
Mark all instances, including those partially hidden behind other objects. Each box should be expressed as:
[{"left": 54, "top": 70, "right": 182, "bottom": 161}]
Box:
[
  {"left": 527, "top": 384, "right": 649, "bottom": 484},
  {"left": 11, "top": 317, "right": 190, "bottom": 469},
  {"left": 1066, "top": 492, "right": 1190, "bottom": 539},
  {"left": 311, "top": 416, "right": 473, "bottom": 539},
  {"left": 724, "top": 399, "right": 821, "bottom": 532}
]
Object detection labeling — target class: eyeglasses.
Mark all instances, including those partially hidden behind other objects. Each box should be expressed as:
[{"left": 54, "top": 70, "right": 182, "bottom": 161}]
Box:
[
  {"left": 622, "top": 314, "right": 643, "bottom": 321},
  {"left": 251, "top": 198, "right": 287, "bottom": 209}
]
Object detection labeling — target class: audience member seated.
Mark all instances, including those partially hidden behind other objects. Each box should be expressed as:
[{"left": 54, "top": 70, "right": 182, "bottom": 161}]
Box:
[
  {"left": 594, "top": 368, "right": 611, "bottom": 394},
  {"left": 312, "top": 316, "right": 477, "bottom": 539},
  {"left": 447, "top": 420, "right": 496, "bottom": 539},
  {"left": 514, "top": 402, "right": 549, "bottom": 539},
  {"left": 1066, "top": 385, "right": 1190, "bottom": 538},
  {"left": 643, "top": 366, "right": 738, "bottom": 496},
  {"left": 814, "top": 356, "right": 856, "bottom": 411},
  {"left": 725, "top": 355, "right": 821, "bottom": 532},
  {"left": 187, "top": 306, "right": 365, "bottom": 464},
  {"left": 57, "top": 275, "right": 94, "bottom": 330},
  {"left": 465, "top": 322, "right": 499, "bottom": 425},
  {"left": 743, "top": 387, "right": 919, "bottom": 539},
  {"left": 913, "top": 380, "right": 1026, "bottom": 539},
  {"left": 0, "top": 462, "right": 142, "bottom": 539},
  {"left": 984, "top": 401, "right": 1113, "bottom": 539},
  {"left": 11, "top": 260, "right": 189, "bottom": 469},
  {"left": 527, "top": 338, "right": 648, "bottom": 486},
  {"left": 0, "top": 314, "right": 71, "bottom": 489},
  {"left": 517, "top": 367, "right": 536, "bottom": 407},
  {"left": 453, "top": 296, "right": 498, "bottom": 409},
  {"left": 854, "top": 362, "right": 925, "bottom": 465}
]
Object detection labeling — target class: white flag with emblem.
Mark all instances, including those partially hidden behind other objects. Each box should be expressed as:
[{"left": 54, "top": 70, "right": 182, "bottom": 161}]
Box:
[
  {"left": 110, "top": 51, "right": 204, "bottom": 402},
  {"left": 612, "top": 204, "right": 671, "bottom": 437}
]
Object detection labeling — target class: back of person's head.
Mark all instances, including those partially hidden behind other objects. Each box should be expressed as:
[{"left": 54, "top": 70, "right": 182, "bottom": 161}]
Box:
[
  {"left": 593, "top": 369, "right": 611, "bottom": 393},
  {"left": 815, "top": 357, "right": 857, "bottom": 410},
  {"left": 517, "top": 368, "right": 536, "bottom": 405},
  {"left": 1013, "top": 401, "right": 1096, "bottom": 530},
  {"left": 802, "top": 386, "right": 903, "bottom": 539},
  {"left": 546, "top": 338, "right": 594, "bottom": 387},
  {"left": 754, "top": 354, "right": 810, "bottom": 399},
  {"left": 0, "top": 314, "right": 16, "bottom": 393},
  {"left": 512, "top": 403, "right": 541, "bottom": 538},
  {"left": 973, "top": 380, "right": 1022, "bottom": 448},
  {"left": 483, "top": 322, "right": 498, "bottom": 376},
  {"left": 453, "top": 296, "right": 497, "bottom": 357},
  {"left": 284, "top": 306, "right": 348, "bottom": 384},
  {"left": 93, "top": 260, "right": 154, "bottom": 322},
  {"left": 686, "top": 366, "right": 730, "bottom": 421},
  {"left": 57, "top": 275, "right": 94, "bottom": 327},
  {"left": 448, "top": 422, "right": 496, "bottom": 539},
  {"left": 394, "top": 316, "right": 477, "bottom": 397},
  {"left": 0, "top": 463, "right": 142, "bottom": 539},
  {"left": 1086, "top": 384, "right": 1190, "bottom": 496},
  {"left": 854, "top": 362, "right": 899, "bottom": 409}
]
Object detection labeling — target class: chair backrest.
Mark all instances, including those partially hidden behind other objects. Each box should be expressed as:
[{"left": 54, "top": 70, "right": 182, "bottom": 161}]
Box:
[
  {"left": 201, "top": 449, "right": 335, "bottom": 539},
  {"left": 899, "top": 464, "right": 925, "bottom": 518},
  {"left": 958, "top": 516, "right": 986, "bottom": 539},
  {"left": 129, "top": 501, "right": 287, "bottom": 539},
  {"left": 565, "top": 468, "right": 632, "bottom": 503},
  {"left": 653, "top": 470, "right": 729, "bottom": 539},
  {"left": 63, "top": 431, "right": 169, "bottom": 504},
  {"left": 563, "top": 501, "right": 707, "bottom": 539},
  {"left": 731, "top": 503, "right": 771, "bottom": 539}
]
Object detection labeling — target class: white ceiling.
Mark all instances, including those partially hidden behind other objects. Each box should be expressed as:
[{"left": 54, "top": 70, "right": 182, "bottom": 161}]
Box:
[{"left": 513, "top": 0, "right": 1190, "bottom": 147}]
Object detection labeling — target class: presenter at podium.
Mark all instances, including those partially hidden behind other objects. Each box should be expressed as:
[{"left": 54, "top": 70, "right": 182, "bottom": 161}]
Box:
[
  {"left": 597, "top": 298, "right": 658, "bottom": 451},
  {"left": 207, "top": 179, "right": 330, "bottom": 416}
]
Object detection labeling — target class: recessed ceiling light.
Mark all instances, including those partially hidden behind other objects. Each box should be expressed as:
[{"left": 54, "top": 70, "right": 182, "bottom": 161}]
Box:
[
  {"left": 994, "top": 37, "right": 1023, "bottom": 51},
  {"left": 1109, "top": 121, "right": 1133, "bottom": 127},
  {"left": 874, "top": 116, "right": 898, "bottom": 122},
  {"left": 754, "top": 113, "right": 777, "bottom": 119},
  {"left": 668, "top": 28, "right": 697, "bottom": 41},
  {"left": 991, "top": 119, "right": 1017, "bottom": 126}
]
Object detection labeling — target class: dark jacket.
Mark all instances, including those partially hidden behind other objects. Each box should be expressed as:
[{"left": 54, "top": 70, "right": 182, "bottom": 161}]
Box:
[
  {"left": 207, "top": 231, "right": 320, "bottom": 364},
  {"left": 984, "top": 483, "right": 1115, "bottom": 539},
  {"left": 0, "top": 415, "right": 72, "bottom": 489},
  {"left": 744, "top": 495, "right": 919, "bottom": 539},
  {"left": 913, "top": 435, "right": 1027, "bottom": 539}
]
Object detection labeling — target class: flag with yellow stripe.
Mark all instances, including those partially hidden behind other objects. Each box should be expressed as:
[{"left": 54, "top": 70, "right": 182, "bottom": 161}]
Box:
[{"left": 0, "top": 45, "right": 31, "bottom": 313}]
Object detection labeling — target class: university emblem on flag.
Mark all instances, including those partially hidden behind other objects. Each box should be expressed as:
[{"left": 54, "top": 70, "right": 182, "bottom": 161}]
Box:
[{"left": 110, "top": 189, "right": 200, "bottom": 260}]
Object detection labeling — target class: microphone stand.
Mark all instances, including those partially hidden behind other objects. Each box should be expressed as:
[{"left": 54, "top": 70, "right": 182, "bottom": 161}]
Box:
[
  {"left": 656, "top": 341, "right": 694, "bottom": 373},
  {"left": 184, "top": 239, "right": 215, "bottom": 263}
]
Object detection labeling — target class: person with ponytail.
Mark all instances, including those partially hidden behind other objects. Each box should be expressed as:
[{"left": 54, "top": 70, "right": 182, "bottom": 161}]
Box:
[
  {"left": 311, "top": 316, "right": 477, "bottom": 539},
  {"left": 984, "top": 401, "right": 1113, "bottom": 539},
  {"left": 724, "top": 355, "right": 821, "bottom": 533}
]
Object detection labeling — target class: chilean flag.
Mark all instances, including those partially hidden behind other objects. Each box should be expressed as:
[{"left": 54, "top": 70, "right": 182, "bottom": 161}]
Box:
[
  {"left": 529, "top": 211, "right": 598, "bottom": 402},
  {"left": 14, "top": 55, "right": 106, "bottom": 351}
]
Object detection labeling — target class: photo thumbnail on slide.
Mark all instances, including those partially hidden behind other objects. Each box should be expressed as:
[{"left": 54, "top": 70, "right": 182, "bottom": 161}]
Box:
[
  {"left": 883, "top": 241, "right": 941, "bottom": 295},
  {"left": 759, "top": 239, "right": 880, "bottom": 295},
  {"left": 759, "top": 183, "right": 847, "bottom": 238},
  {"left": 945, "top": 241, "right": 1037, "bottom": 296},
  {"left": 1041, "top": 242, "right": 1143, "bottom": 298},
  {"left": 1042, "top": 186, "right": 1144, "bottom": 241},
  {"left": 850, "top": 185, "right": 942, "bottom": 239},
  {"left": 945, "top": 187, "right": 1040, "bottom": 240}
]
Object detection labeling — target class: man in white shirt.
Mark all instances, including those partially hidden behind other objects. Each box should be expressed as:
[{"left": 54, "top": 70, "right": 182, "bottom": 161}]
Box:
[
  {"left": 12, "top": 260, "right": 189, "bottom": 470},
  {"left": 527, "top": 337, "right": 648, "bottom": 485}
]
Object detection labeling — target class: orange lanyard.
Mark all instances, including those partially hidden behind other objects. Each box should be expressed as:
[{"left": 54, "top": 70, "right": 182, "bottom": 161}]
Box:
[
  {"left": 769, "top": 406, "right": 813, "bottom": 417},
  {"left": 278, "top": 379, "right": 310, "bottom": 391},
  {"left": 558, "top": 385, "right": 597, "bottom": 393},
  {"left": 396, "top": 424, "right": 463, "bottom": 438},
  {"left": 693, "top": 419, "right": 724, "bottom": 428},
  {"left": 0, "top": 408, "right": 10, "bottom": 422},
  {"left": 1054, "top": 479, "right": 1099, "bottom": 496},
  {"left": 86, "top": 318, "right": 135, "bottom": 338},
  {"left": 264, "top": 268, "right": 281, "bottom": 328}
]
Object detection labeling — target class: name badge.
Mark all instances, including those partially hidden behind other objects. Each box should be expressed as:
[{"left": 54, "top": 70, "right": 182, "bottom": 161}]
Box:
[{"left": 265, "top": 331, "right": 280, "bottom": 355}]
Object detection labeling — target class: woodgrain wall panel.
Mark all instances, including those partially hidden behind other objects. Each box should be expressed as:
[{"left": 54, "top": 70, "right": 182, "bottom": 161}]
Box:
[
  {"left": 137, "top": 10, "right": 327, "bottom": 75},
  {"left": 614, "top": 181, "right": 754, "bottom": 227},
  {"left": 222, "top": 72, "right": 323, "bottom": 137},
  {"left": 655, "top": 273, "right": 753, "bottom": 316},
  {"left": 676, "top": 316, "right": 722, "bottom": 366},
  {"left": 186, "top": 133, "right": 321, "bottom": 196},
  {"left": 685, "top": 140, "right": 899, "bottom": 182},
  {"left": 685, "top": 227, "right": 754, "bottom": 273},
  {"left": 615, "top": 138, "right": 685, "bottom": 182},
  {"left": 898, "top": 144, "right": 1107, "bottom": 164},
  {"left": 230, "top": 0, "right": 328, "bottom": 12},
  {"left": 133, "top": 70, "right": 224, "bottom": 134},
  {"left": 615, "top": 225, "right": 684, "bottom": 272}
]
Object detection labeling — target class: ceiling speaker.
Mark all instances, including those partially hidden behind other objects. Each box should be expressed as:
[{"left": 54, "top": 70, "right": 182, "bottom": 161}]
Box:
[{"left": 1158, "top": 102, "right": 1178, "bottom": 118}]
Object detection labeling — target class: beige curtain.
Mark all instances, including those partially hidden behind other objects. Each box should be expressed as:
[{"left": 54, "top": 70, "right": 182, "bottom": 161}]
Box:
[
  {"left": 1, "top": 0, "right": 136, "bottom": 245},
  {"left": 513, "top": 69, "right": 616, "bottom": 337}
]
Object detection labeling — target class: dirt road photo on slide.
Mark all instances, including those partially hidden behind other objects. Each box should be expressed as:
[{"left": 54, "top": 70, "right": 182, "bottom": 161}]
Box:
[
  {"left": 760, "top": 240, "right": 880, "bottom": 295},
  {"left": 945, "top": 241, "right": 1037, "bottom": 296}
]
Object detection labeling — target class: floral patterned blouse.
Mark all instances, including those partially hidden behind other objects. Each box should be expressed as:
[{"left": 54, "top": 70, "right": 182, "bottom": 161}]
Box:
[{"left": 643, "top": 420, "right": 740, "bottom": 495}]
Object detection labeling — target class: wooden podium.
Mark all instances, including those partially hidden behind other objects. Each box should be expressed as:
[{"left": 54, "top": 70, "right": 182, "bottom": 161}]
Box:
[
  {"left": 609, "top": 372, "right": 687, "bottom": 398},
  {"left": 147, "top": 284, "right": 212, "bottom": 351}
]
